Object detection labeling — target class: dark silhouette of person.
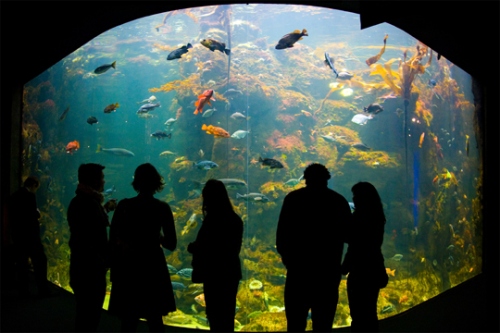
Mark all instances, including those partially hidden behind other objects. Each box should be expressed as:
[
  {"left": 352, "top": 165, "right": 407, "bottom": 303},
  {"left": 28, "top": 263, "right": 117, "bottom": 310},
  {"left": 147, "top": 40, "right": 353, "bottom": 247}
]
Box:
[
  {"left": 188, "top": 179, "right": 243, "bottom": 332},
  {"left": 341, "top": 181, "right": 388, "bottom": 332},
  {"left": 108, "top": 163, "right": 177, "bottom": 332},
  {"left": 276, "top": 163, "right": 351, "bottom": 332},
  {"left": 8, "top": 175, "right": 54, "bottom": 297},
  {"left": 67, "top": 163, "right": 117, "bottom": 332}
]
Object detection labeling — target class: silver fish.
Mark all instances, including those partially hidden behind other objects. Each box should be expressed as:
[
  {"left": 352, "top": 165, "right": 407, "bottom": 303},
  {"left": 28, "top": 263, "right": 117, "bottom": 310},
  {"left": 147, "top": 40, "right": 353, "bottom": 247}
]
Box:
[{"left": 96, "top": 144, "right": 135, "bottom": 157}]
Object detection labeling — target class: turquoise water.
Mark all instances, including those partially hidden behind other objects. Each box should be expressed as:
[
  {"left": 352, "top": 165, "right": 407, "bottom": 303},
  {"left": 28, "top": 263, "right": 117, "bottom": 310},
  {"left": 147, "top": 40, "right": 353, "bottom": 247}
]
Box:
[{"left": 21, "top": 4, "right": 482, "bottom": 331}]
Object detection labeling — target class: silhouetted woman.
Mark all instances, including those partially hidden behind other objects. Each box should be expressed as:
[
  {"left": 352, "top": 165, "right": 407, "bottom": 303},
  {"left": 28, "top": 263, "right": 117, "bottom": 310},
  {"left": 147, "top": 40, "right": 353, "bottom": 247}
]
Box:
[
  {"left": 341, "top": 181, "right": 388, "bottom": 332},
  {"left": 108, "top": 163, "right": 177, "bottom": 332},
  {"left": 188, "top": 179, "right": 243, "bottom": 332}
]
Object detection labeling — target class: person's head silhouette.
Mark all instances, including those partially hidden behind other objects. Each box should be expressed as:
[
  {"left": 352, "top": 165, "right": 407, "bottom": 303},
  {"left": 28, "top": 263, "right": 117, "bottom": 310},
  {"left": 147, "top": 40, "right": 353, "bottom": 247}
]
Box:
[{"left": 303, "top": 163, "right": 331, "bottom": 187}]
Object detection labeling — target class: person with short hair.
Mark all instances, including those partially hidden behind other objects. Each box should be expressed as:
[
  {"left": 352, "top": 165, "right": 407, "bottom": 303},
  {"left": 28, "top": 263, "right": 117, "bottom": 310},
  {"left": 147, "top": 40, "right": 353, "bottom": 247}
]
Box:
[
  {"left": 276, "top": 163, "right": 351, "bottom": 332},
  {"left": 67, "top": 163, "right": 116, "bottom": 332}
]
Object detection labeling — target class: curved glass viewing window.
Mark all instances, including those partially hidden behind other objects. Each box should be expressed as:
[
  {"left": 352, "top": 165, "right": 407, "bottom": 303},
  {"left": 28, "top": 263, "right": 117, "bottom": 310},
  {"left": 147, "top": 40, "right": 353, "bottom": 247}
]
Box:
[{"left": 20, "top": 4, "right": 482, "bottom": 331}]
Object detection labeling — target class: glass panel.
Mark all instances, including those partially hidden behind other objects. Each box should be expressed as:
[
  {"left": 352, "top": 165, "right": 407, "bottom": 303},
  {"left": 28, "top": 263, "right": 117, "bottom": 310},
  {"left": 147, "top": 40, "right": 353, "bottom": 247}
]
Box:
[{"left": 20, "top": 4, "right": 482, "bottom": 331}]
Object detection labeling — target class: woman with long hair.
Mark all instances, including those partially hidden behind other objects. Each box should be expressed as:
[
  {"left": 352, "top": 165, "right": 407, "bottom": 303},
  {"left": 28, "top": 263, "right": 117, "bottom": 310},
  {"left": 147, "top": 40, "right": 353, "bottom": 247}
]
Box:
[
  {"left": 108, "top": 163, "right": 177, "bottom": 332},
  {"left": 341, "top": 181, "right": 388, "bottom": 332},
  {"left": 188, "top": 179, "right": 243, "bottom": 331}
]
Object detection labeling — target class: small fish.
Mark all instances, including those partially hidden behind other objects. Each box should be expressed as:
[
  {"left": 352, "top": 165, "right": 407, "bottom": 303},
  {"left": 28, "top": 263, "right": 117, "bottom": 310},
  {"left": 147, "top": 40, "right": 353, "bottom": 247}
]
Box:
[
  {"left": 284, "top": 175, "right": 304, "bottom": 187},
  {"left": 151, "top": 131, "right": 171, "bottom": 140},
  {"left": 104, "top": 103, "right": 120, "bottom": 113},
  {"left": 386, "top": 268, "right": 396, "bottom": 277},
  {"left": 320, "top": 134, "right": 337, "bottom": 143},
  {"left": 380, "top": 304, "right": 394, "bottom": 314},
  {"left": 236, "top": 193, "right": 270, "bottom": 202},
  {"left": 137, "top": 102, "right": 161, "bottom": 114},
  {"left": 395, "top": 108, "right": 404, "bottom": 117},
  {"left": 164, "top": 118, "right": 177, "bottom": 127},
  {"left": 351, "top": 114, "right": 373, "bottom": 125},
  {"left": 102, "top": 185, "right": 116, "bottom": 197},
  {"left": 65, "top": 140, "right": 80, "bottom": 154},
  {"left": 231, "top": 130, "right": 250, "bottom": 139},
  {"left": 324, "top": 119, "right": 334, "bottom": 127},
  {"left": 363, "top": 103, "right": 384, "bottom": 114},
  {"left": 96, "top": 144, "right": 135, "bottom": 157},
  {"left": 172, "top": 282, "right": 187, "bottom": 290},
  {"left": 201, "top": 124, "right": 230, "bottom": 138},
  {"left": 94, "top": 61, "right": 116, "bottom": 74},
  {"left": 324, "top": 52, "right": 338, "bottom": 78},
  {"left": 176, "top": 268, "right": 193, "bottom": 279},
  {"left": 182, "top": 213, "right": 198, "bottom": 236},
  {"left": 59, "top": 106, "right": 70, "bottom": 121},
  {"left": 194, "top": 89, "right": 216, "bottom": 115},
  {"left": 167, "top": 43, "right": 193, "bottom": 60},
  {"left": 389, "top": 254, "right": 403, "bottom": 261},
  {"left": 224, "top": 89, "right": 243, "bottom": 97},
  {"left": 168, "top": 264, "right": 178, "bottom": 275},
  {"left": 174, "top": 156, "right": 187, "bottom": 163},
  {"left": 194, "top": 293, "right": 206, "bottom": 307},
  {"left": 193, "top": 160, "right": 218, "bottom": 170},
  {"left": 351, "top": 143, "right": 372, "bottom": 151},
  {"left": 428, "top": 79, "right": 437, "bottom": 87},
  {"left": 202, "top": 108, "right": 217, "bottom": 118},
  {"left": 337, "top": 71, "right": 354, "bottom": 80},
  {"left": 275, "top": 29, "right": 308, "bottom": 50},
  {"left": 200, "top": 38, "right": 230, "bottom": 55},
  {"left": 230, "top": 112, "right": 246, "bottom": 120},
  {"left": 300, "top": 110, "right": 312, "bottom": 117},
  {"left": 137, "top": 95, "right": 157, "bottom": 104},
  {"left": 87, "top": 116, "right": 98, "bottom": 125},
  {"left": 159, "top": 150, "right": 176, "bottom": 157},
  {"left": 465, "top": 134, "right": 470, "bottom": 156},
  {"left": 259, "top": 157, "right": 284, "bottom": 169},
  {"left": 198, "top": 149, "right": 204, "bottom": 158},
  {"left": 419, "top": 132, "right": 425, "bottom": 148}
]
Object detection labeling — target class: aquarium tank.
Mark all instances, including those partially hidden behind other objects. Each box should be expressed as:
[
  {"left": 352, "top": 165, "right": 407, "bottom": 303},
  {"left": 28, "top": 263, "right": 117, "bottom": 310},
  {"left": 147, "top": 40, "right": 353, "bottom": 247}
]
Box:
[{"left": 20, "top": 4, "right": 482, "bottom": 331}]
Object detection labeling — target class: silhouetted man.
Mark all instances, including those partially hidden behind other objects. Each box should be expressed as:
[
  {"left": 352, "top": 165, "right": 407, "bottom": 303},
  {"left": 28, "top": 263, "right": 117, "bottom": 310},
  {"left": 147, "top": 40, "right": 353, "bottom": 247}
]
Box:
[{"left": 276, "top": 163, "right": 351, "bottom": 332}]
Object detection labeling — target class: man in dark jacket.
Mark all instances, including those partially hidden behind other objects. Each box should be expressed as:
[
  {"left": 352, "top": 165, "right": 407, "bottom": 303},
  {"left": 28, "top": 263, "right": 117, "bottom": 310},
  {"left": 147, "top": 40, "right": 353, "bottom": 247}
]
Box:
[
  {"left": 9, "top": 176, "right": 53, "bottom": 297},
  {"left": 276, "top": 163, "right": 351, "bottom": 332},
  {"left": 67, "top": 163, "right": 116, "bottom": 332}
]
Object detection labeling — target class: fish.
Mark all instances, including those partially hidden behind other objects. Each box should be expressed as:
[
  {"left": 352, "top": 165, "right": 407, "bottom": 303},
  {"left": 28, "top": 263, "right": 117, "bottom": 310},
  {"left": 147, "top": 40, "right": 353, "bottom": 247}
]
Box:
[
  {"left": 87, "top": 116, "right": 98, "bottom": 125},
  {"left": 231, "top": 130, "right": 250, "bottom": 139},
  {"left": 176, "top": 268, "right": 193, "bottom": 279},
  {"left": 337, "top": 71, "right": 354, "bottom": 80},
  {"left": 198, "top": 149, "right": 204, "bottom": 158},
  {"left": 395, "top": 108, "right": 404, "bottom": 117},
  {"left": 389, "top": 254, "right": 403, "bottom": 261},
  {"left": 428, "top": 79, "right": 437, "bottom": 87},
  {"left": 201, "top": 124, "right": 230, "bottom": 138},
  {"left": 159, "top": 150, "right": 176, "bottom": 157},
  {"left": 320, "top": 133, "right": 337, "bottom": 143},
  {"left": 171, "top": 282, "right": 187, "bottom": 290},
  {"left": 164, "top": 118, "right": 177, "bottom": 127},
  {"left": 167, "top": 43, "right": 193, "bottom": 60},
  {"left": 96, "top": 144, "right": 135, "bottom": 157},
  {"left": 324, "top": 52, "right": 338, "bottom": 78},
  {"left": 465, "top": 134, "right": 470, "bottom": 156},
  {"left": 351, "top": 114, "right": 373, "bottom": 125},
  {"left": 365, "top": 34, "right": 388, "bottom": 66},
  {"left": 230, "top": 112, "right": 246, "bottom": 120},
  {"left": 351, "top": 142, "right": 372, "bottom": 151},
  {"left": 300, "top": 110, "right": 312, "bottom": 117},
  {"left": 380, "top": 305, "right": 394, "bottom": 314},
  {"left": 137, "top": 95, "right": 157, "bottom": 104},
  {"left": 194, "top": 90, "right": 216, "bottom": 115},
  {"left": 194, "top": 293, "right": 206, "bottom": 307},
  {"left": 59, "top": 106, "right": 70, "bottom": 121},
  {"left": 363, "top": 103, "right": 384, "bottom": 114},
  {"left": 236, "top": 192, "right": 270, "bottom": 202},
  {"left": 193, "top": 160, "right": 218, "bottom": 170},
  {"left": 151, "top": 131, "right": 171, "bottom": 140},
  {"left": 137, "top": 102, "right": 161, "bottom": 114},
  {"left": 168, "top": 264, "right": 178, "bottom": 275},
  {"left": 195, "top": 178, "right": 247, "bottom": 190},
  {"left": 275, "top": 29, "right": 308, "bottom": 50},
  {"left": 94, "top": 61, "right": 116, "bottom": 74},
  {"left": 224, "top": 89, "right": 243, "bottom": 97},
  {"left": 348, "top": 202, "right": 355, "bottom": 212},
  {"left": 259, "top": 157, "right": 284, "bottom": 169},
  {"left": 419, "top": 132, "right": 425, "bottom": 148},
  {"left": 202, "top": 108, "right": 217, "bottom": 118},
  {"left": 182, "top": 213, "right": 198, "bottom": 236},
  {"left": 174, "top": 156, "right": 187, "bottom": 163},
  {"left": 200, "top": 38, "right": 230, "bottom": 55},
  {"left": 104, "top": 103, "right": 120, "bottom": 113},
  {"left": 386, "top": 268, "right": 396, "bottom": 277},
  {"left": 65, "top": 140, "right": 80, "bottom": 154},
  {"left": 102, "top": 185, "right": 116, "bottom": 197}
]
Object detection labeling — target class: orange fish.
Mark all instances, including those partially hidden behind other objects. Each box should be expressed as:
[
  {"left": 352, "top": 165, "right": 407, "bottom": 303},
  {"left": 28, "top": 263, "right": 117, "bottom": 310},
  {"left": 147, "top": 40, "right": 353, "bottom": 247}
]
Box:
[
  {"left": 66, "top": 140, "right": 80, "bottom": 154},
  {"left": 104, "top": 103, "right": 120, "bottom": 113},
  {"left": 194, "top": 293, "right": 206, "bottom": 307},
  {"left": 432, "top": 175, "right": 439, "bottom": 184},
  {"left": 419, "top": 132, "right": 425, "bottom": 148},
  {"left": 194, "top": 89, "right": 215, "bottom": 115},
  {"left": 201, "top": 124, "right": 230, "bottom": 138},
  {"left": 386, "top": 267, "right": 396, "bottom": 277}
]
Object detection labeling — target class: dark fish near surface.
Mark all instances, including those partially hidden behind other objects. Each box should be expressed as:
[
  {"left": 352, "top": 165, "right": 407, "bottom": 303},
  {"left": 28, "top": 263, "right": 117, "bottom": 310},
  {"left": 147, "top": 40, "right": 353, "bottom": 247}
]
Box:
[
  {"left": 94, "top": 61, "right": 116, "bottom": 74},
  {"left": 104, "top": 103, "right": 120, "bottom": 113},
  {"left": 137, "top": 102, "right": 161, "bottom": 113},
  {"left": 324, "top": 52, "right": 338, "bottom": 78},
  {"left": 193, "top": 160, "right": 218, "bottom": 170},
  {"left": 351, "top": 143, "right": 372, "bottom": 151},
  {"left": 87, "top": 116, "right": 98, "bottom": 125},
  {"left": 151, "top": 131, "right": 171, "bottom": 140},
  {"left": 275, "top": 29, "right": 308, "bottom": 50},
  {"left": 259, "top": 157, "right": 284, "bottom": 169},
  {"left": 200, "top": 38, "right": 230, "bottom": 55},
  {"left": 96, "top": 144, "right": 135, "bottom": 157},
  {"left": 59, "top": 106, "right": 70, "bottom": 121},
  {"left": 363, "top": 103, "right": 384, "bottom": 114},
  {"left": 167, "top": 43, "right": 193, "bottom": 60}
]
